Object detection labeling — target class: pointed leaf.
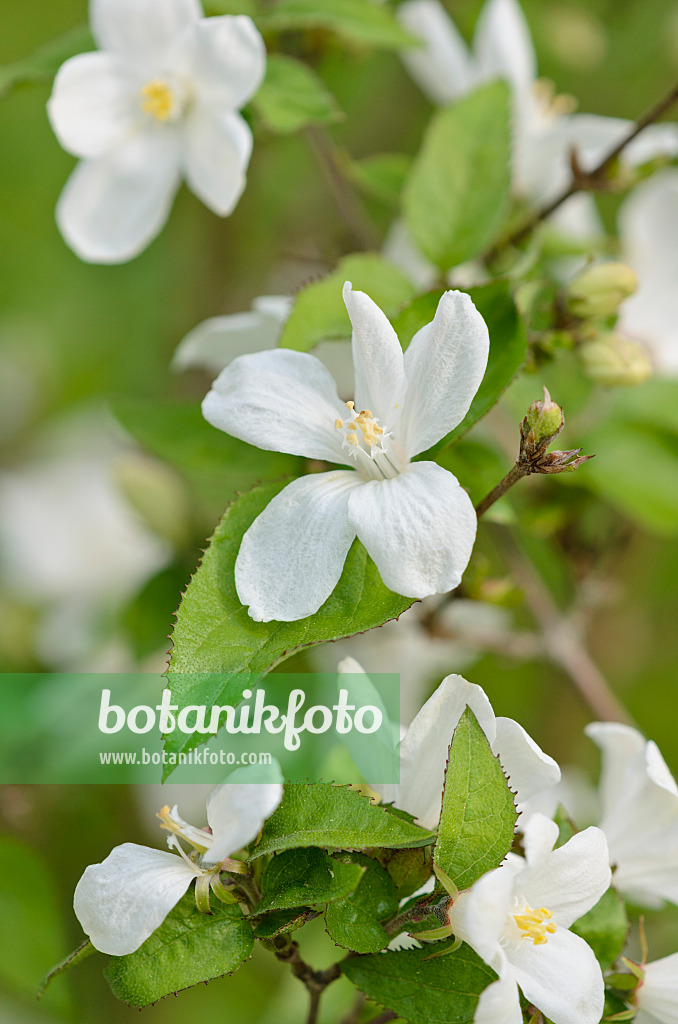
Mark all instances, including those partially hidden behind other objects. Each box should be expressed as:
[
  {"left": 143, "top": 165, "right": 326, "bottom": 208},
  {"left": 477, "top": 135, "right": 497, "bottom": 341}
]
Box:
[
  {"left": 37, "top": 941, "right": 94, "bottom": 1001},
  {"left": 325, "top": 853, "right": 398, "bottom": 953},
  {"left": 256, "top": 848, "right": 364, "bottom": 913},
  {"left": 257, "top": 0, "right": 417, "bottom": 49},
  {"left": 251, "top": 55, "right": 342, "bottom": 134}
]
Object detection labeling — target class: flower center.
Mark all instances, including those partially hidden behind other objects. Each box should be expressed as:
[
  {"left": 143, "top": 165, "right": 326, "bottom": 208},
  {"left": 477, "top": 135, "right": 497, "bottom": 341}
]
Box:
[
  {"left": 512, "top": 904, "right": 557, "bottom": 946},
  {"left": 334, "top": 401, "right": 402, "bottom": 480},
  {"left": 532, "top": 78, "right": 577, "bottom": 120},
  {"left": 140, "top": 78, "right": 182, "bottom": 122},
  {"left": 157, "top": 804, "right": 212, "bottom": 853}
]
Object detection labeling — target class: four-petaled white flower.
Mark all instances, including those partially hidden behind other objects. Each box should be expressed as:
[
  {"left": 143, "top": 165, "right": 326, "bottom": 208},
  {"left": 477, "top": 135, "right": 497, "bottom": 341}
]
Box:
[
  {"left": 635, "top": 951, "right": 678, "bottom": 1024},
  {"left": 397, "top": 0, "right": 678, "bottom": 237},
  {"left": 47, "top": 0, "right": 266, "bottom": 263},
  {"left": 362, "top": 667, "right": 561, "bottom": 830},
  {"left": 448, "top": 813, "right": 611, "bottom": 1024},
  {"left": 202, "top": 282, "right": 489, "bottom": 622},
  {"left": 586, "top": 722, "right": 678, "bottom": 908},
  {"left": 74, "top": 776, "right": 282, "bottom": 955}
]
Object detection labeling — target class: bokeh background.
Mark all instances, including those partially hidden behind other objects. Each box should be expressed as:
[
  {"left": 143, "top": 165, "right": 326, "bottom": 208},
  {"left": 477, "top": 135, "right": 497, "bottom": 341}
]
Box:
[{"left": 2, "top": 0, "right": 678, "bottom": 1019}]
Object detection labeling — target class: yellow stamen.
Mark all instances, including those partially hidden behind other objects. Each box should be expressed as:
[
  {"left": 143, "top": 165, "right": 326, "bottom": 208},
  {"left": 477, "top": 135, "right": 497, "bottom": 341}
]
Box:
[
  {"left": 347, "top": 422, "right": 357, "bottom": 431},
  {"left": 335, "top": 419, "right": 344, "bottom": 430},
  {"left": 345, "top": 401, "right": 355, "bottom": 411},
  {"left": 513, "top": 905, "right": 557, "bottom": 946},
  {"left": 140, "top": 79, "right": 176, "bottom": 122}
]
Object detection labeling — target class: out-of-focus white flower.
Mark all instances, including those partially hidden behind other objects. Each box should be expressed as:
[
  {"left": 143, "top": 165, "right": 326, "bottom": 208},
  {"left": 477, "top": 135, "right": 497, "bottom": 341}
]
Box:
[
  {"left": 449, "top": 814, "right": 610, "bottom": 1024},
  {"left": 367, "top": 670, "right": 560, "bottom": 830},
  {"left": 48, "top": 0, "right": 266, "bottom": 263},
  {"left": 74, "top": 773, "right": 283, "bottom": 955},
  {"left": 635, "top": 951, "right": 678, "bottom": 1024},
  {"left": 173, "top": 294, "right": 355, "bottom": 397},
  {"left": 586, "top": 722, "right": 678, "bottom": 908},
  {"left": 202, "top": 283, "right": 488, "bottom": 622},
  {"left": 618, "top": 170, "right": 678, "bottom": 375},
  {"left": 397, "top": 0, "right": 678, "bottom": 236}
]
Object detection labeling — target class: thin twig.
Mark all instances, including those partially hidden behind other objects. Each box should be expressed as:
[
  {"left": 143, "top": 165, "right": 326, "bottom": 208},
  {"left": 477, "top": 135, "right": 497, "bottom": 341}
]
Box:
[
  {"left": 304, "top": 126, "right": 381, "bottom": 251},
  {"left": 273, "top": 938, "right": 344, "bottom": 1024},
  {"left": 475, "top": 463, "right": 529, "bottom": 518},
  {"left": 487, "top": 78, "right": 678, "bottom": 258},
  {"left": 495, "top": 529, "right": 633, "bottom": 724}
]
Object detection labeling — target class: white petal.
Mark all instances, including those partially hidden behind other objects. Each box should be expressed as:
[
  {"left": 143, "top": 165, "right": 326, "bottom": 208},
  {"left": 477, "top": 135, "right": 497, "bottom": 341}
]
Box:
[
  {"left": 173, "top": 310, "right": 285, "bottom": 373},
  {"left": 585, "top": 722, "right": 646, "bottom": 815},
  {"left": 73, "top": 843, "right": 197, "bottom": 955},
  {"left": 188, "top": 15, "right": 266, "bottom": 110},
  {"left": 449, "top": 864, "right": 515, "bottom": 966},
  {"left": 183, "top": 106, "right": 252, "bottom": 215},
  {"left": 343, "top": 282, "right": 406, "bottom": 424},
  {"left": 91, "top": 0, "right": 201, "bottom": 63},
  {"left": 494, "top": 717, "right": 561, "bottom": 806},
  {"left": 397, "top": 0, "right": 475, "bottom": 106},
  {"left": 474, "top": 975, "right": 523, "bottom": 1024},
  {"left": 202, "top": 348, "right": 348, "bottom": 463},
  {"left": 638, "top": 953, "right": 678, "bottom": 1024},
  {"left": 235, "top": 471, "right": 362, "bottom": 622},
  {"left": 347, "top": 461, "right": 477, "bottom": 599},
  {"left": 399, "top": 290, "right": 489, "bottom": 457},
  {"left": 520, "top": 825, "right": 611, "bottom": 929},
  {"left": 382, "top": 673, "right": 496, "bottom": 829},
  {"left": 473, "top": 0, "right": 537, "bottom": 114},
  {"left": 47, "top": 53, "right": 137, "bottom": 159},
  {"left": 205, "top": 778, "right": 283, "bottom": 864},
  {"left": 508, "top": 926, "right": 605, "bottom": 1024},
  {"left": 56, "top": 132, "right": 181, "bottom": 263}
]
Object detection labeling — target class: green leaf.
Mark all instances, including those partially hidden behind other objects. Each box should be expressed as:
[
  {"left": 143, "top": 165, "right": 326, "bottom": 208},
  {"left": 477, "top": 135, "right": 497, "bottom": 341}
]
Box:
[
  {"left": 325, "top": 853, "right": 398, "bottom": 953},
  {"left": 251, "top": 784, "right": 436, "bottom": 859},
  {"left": 571, "top": 888, "right": 629, "bottom": 971},
  {"left": 378, "top": 846, "right": 434, "bottom": 899},
  {"left": 0, "top": 25, "right": 93, "bottom": 100},
  {"left": 349, "top": 153, "right": 412, "bottom": 205},
  {"left": 257, "top": 0, "right": 417, "bottom": 49},
  {"left": 392, "top": 281, "right": 527, "bottom": 453},
  {"left": 342, "top": 941, "right": 497, "bottom": 1024},
  {"left": 256, "top": 848, "right": 364, "bottom": 913},
  {"left": 104, "top": 894, "right": 253, "bottom": 1007},
  {"left": 253, "top": 908, "right": 314, "bottom": 940},
  {"left": 37, "top": 941, "right": 94, "bottom": 1001},
  {"left": 279, "top": 253, "right": 416, "bottom": 353},
  {"left": 403, "top": 81, "right": 512, "bottom": 271},
  {"left": 251, "top": 55, "right": 342, "bottom": 134},
  {"left": 166, "top": 481, "right": 413, "bottom": 763},
  {"left": 434, "top": 708, "right": 517, "bottom": 891}
]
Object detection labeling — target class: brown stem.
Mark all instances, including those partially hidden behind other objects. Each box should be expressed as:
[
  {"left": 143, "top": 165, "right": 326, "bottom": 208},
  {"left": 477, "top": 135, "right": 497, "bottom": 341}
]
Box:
[
  {"left": 475, "top": 463, "right": 529, "bottom": 518},
  {"left": 487, "top": 78, "right": 678, "bottom": 258},
  {"left": 304, "top": 126, "right": 381, "bottom": 251},
  {"left": 273, "top": 938, "right": 344, "bottom": 1024}
]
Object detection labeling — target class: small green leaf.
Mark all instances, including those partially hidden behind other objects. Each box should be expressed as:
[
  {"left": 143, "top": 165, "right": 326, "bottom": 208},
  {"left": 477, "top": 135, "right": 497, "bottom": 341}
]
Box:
[
  {"left": 37, "top": 941, "right": 94, "bottom": 1001},
  {"left": 434, "top": 708, "right": 517, "bottom": 891},
  {"left": 0, "top": 25, "right": 93, "bottom": 100},
  {"left": 325, "top": 853, "right": 398, "bottom": 953},
  {"left": 104, "top": 894, "right": 253, "bottom": 1007},
  {"left": 403, "top": 81, "right": 512, "bottom": 271},
  {"left": 379, "top": 846, "right": 434, "bottom": 899},
  {"left": 257, "top": 0, "right": 417, "bottom": 49},
  {"left": 256, "top": 849, "right": 364, "bottom": 913},
  {"left": 251, "top": 55, "right": 342, "bottom": 134},
  {"left": 253, "top": 908, "right": 315, "bottom": 940},
  {"left": 251, "top": 784, "right": 436, "bottom": 859},
  {"left": 280, "top": 253, "right": 415, "bottom": 354},
  {"left": 571, "top": 888, "right": 629, "bottom": 971},
  {"left": 349, "top": 153, "right": 412, "bottom": 205},
  {"left": 342, "top": 941, "right": 498, "bottom": 1024}
]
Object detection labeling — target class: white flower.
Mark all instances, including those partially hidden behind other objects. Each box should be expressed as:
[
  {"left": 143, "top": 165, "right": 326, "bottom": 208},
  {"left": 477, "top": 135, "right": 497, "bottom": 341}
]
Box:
[
  {"left": 74, "top": 774, "right": 283, "bottom": 955},
  {"left": 47, "top": 0, "right": 266, "bottom": 263},
  {"left": 367, "top": 670, "right": 560, "bottom": 830},
  {"left": 202, "top": 282, "right": 489, "bottom": 622},
  {"left": 448, "top": 814, "right": 611, "bottom": 1024},
  {"left": 618, "top": 170, "right": 678, "bottom": 375},
  {"left": 586, "top": 722, "right": 678, "bottom": 908},
  {"left": 635, "top": 951, "right": 678, "bottom": 1024},
  {"left": 397, "top": 0, "right": 678, "bottom": 236}
]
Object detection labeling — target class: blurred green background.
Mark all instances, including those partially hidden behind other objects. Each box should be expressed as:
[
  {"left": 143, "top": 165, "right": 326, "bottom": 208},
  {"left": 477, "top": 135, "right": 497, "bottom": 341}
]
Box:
[{"left": 1, "top": 0, "right": 678, "bottom": 1019}]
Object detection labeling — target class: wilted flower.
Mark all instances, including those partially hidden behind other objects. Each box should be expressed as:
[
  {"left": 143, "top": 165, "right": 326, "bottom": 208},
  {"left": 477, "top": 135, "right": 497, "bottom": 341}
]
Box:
[
  {"left": 48, "top": 0, "right": 266, "bottom": 262},
  {"left": 203, "top": 282, "right": 489, "bottom": 622}
]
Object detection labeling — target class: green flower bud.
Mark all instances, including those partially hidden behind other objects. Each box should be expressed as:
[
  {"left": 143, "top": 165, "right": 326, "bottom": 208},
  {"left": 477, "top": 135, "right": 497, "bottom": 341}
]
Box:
[
  {"left": 579, "top": 334, "right": 652, "bottom": 387},
  {"left": 567, "top": 262, "right": 638, "bottom": 318},
  {"left": 524, "top": 387, "right": 564, "bottom": 445}
]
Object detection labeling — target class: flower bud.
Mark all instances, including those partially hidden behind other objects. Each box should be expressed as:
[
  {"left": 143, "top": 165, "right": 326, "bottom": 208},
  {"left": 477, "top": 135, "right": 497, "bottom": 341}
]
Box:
[
  {"left": 524, "top": 387, "right": 564, "bottom": 447},
  {"left": 579, "top": 334, "right": 652, "bottom": 387},
  {"left": 566, "top": 262, "right": 638, "bottom": 318}
]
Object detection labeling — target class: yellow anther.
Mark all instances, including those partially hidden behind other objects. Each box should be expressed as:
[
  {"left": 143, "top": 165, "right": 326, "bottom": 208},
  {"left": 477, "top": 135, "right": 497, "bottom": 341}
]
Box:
[
  {"left": 335, "top": 419, "right": 344, "bottom": 430},
  {"left": 345, "top": 401, "right": 355, "bottom": 410},
  {"left": 157, "top": 805, "right": 176, "bottom": 831},
  {"left": 347, "top": 434, "right": 358, "bottom": 446},
  {"left": 513, "top": 905, "right": 557, "bottom": 946},
  {"left": 347, "top": 422, "right": 357, "bottom": 430},
  {"left": 140, "top": 79, "right": 176, "bottom": 121}
]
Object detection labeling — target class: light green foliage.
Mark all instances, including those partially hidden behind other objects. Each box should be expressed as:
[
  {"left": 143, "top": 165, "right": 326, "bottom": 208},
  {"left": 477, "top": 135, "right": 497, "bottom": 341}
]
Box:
[
  {"left": 104, "top": 895, "right": 254, "bottom": 1007},
  {"left": 571, "top": 888, "right": 629, "bottom": 971},
  {"left": 280, "top": 252, "right": 416, "bottom": 353},
  {"left": 251, "top": 784, "right": 436, "bottom": 858},
  {"left": 324, "top": 852, "right": 398, "bottom": 953},
  {"left": 166, "top": 480, "right": 413, "bottom": 763},
  {"left": 256, "top": 848, "right": 364, "bottom": 913},
  {"left": 257, "top": 0, "right": 417, "bottom": 49},
  {"left": 349, "top": 153, "right": 412, "bottom": 205},
  {"left": 434, "top": 708, "right": 518, "bottom": 891},
  {"left": 0, "top": 25, "right": 93, "bottom": 100},
  {"left": 341, "top": 941, "right": 498, "bottom": 1024},
  {"left": 403, "top": 81, "right": 512, "bottom": 271},
  {"left": 37, "top": 941, "right": 94, "bottom": 1001},
  {"left": 251, "top": 55, "right": 343, "bottom": 134}
]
